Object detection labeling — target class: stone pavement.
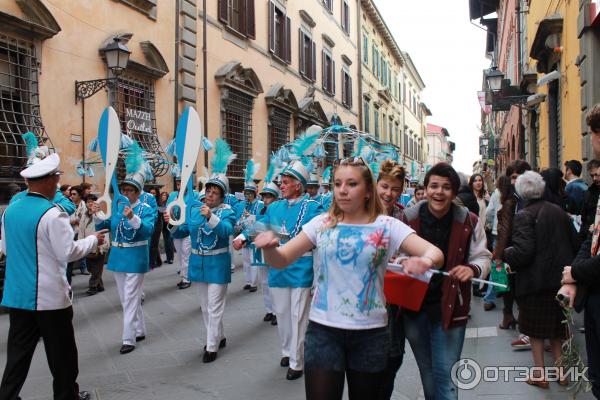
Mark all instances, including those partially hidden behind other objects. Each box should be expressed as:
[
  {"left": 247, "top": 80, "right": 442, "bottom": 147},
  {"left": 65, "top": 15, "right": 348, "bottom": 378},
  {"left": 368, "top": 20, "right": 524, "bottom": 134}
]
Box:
[{"left": 0, "top": 257, "right": 595, "bottom": 400}]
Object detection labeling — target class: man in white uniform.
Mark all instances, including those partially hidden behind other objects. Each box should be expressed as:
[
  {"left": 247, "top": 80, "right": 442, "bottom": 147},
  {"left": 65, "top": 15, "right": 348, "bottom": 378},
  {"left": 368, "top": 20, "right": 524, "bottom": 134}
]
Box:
[{"left": 0, "top": 153, "right": 106, "bottom": 400}]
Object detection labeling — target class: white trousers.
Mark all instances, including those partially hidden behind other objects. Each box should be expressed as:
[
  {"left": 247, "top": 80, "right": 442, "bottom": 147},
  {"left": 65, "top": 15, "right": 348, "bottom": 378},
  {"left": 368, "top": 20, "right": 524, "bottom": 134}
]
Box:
[
  {"left": 270, "top": 287, "right": 311, "bottom": 370},
  {"left": 173, "top": 236, "right": 191, "bottom": 282},
  {"left": 197, "top": 282, "right": 228, "bottom": 352},
  {"left": 113, "top": 272, "right": 146, "bottom": 346},
  {"left": 257, "top": 267, "right": 273, "bottom": 313},
  {"left": 242, "top": 247, "right": 257, "bottom": 286}
]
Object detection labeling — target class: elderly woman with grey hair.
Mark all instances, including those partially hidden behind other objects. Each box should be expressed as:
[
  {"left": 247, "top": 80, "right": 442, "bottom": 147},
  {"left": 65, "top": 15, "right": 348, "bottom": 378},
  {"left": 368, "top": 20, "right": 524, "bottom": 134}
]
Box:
[{"left": 503, "top": 171, "right": 579, "bottom": 388}]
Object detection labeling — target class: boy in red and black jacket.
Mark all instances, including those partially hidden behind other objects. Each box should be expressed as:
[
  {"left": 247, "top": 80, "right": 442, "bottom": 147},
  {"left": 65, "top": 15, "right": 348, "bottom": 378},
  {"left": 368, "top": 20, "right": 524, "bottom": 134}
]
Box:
[{"left": 401, "top": 162, "right": 491, "bottom": 400}]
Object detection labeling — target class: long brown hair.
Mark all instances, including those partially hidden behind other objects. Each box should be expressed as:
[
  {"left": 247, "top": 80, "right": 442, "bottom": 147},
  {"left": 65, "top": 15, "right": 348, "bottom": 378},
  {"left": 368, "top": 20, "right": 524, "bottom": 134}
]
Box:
[{"left": 325, "top": 159, "right": 385, "bottom": 229}]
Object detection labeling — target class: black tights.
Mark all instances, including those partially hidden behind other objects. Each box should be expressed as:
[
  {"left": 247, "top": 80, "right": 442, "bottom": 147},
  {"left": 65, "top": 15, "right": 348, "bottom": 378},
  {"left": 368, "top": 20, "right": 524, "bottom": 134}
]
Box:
[{"left": 305, "top": 368, "right": 385, "bottom": 400}]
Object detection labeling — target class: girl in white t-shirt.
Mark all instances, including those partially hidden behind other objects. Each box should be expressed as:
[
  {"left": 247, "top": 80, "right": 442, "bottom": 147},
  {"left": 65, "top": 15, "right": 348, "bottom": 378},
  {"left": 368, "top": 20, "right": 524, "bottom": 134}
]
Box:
[{"left": 254, "top": 157, "right": 443, "bottom": 400}]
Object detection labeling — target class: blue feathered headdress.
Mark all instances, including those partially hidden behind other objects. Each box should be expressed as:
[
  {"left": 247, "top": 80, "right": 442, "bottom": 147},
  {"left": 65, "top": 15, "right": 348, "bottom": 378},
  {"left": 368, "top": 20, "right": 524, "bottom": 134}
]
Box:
[
  {"left": 211, "top": 138, "right": 236, "bottom": 175},
  {"left": 290, "top": 129, "right": 320, "bottom": 159},
  {"left": 264, "top": 157, "right": 279, "bottom": 184},
  {"left": 244, "top": 159, "right": 260, "bottom": 185},
  {"left": 22, "top": 132, "right": 39, "bottom": 158},
  {"left": 125, "top": 141, "right": 144, "bottom": 175}
]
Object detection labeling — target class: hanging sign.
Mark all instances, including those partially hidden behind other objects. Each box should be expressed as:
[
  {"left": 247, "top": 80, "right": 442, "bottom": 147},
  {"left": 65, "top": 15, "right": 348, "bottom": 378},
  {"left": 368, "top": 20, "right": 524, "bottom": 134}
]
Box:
[{"left": 125, "top": 108, "right": 152, "bottom": 133}]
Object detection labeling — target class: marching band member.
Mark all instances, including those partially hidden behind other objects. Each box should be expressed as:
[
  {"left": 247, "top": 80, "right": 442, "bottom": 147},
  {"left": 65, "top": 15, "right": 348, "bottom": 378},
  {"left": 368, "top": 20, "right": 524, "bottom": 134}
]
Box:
[
  {"left": 320, "top": 166, "right": 333, "bottom": 210},
  {"left": 94, "top": 142, "right": 156, "bottom": 355},
  {"left": 167, "top": 175, "right": 195, "bottom": 290},
  {"left": 165, "top": 139, "right": 237, "bottom": 363},
  {"left": 250, "top": 161, "right": 281, "bottom": 324},
  {"left": 0, "top": 151, "right": 103, "bottom": 400},
  {"left": 305, "top": 173, "right": 322, "bottom": 203},
  {"left": 235, "top": 159, "right": 323, "bottom": 380},
  {"left": 240, "top": 159, "right": 264, "bottom": 292}
]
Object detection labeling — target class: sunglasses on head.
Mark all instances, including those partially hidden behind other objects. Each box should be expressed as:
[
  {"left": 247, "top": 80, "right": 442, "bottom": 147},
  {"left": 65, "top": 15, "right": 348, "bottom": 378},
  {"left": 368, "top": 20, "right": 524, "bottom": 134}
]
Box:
[{"left": 334, "top": 156, "right": 367, "bottom": 166}]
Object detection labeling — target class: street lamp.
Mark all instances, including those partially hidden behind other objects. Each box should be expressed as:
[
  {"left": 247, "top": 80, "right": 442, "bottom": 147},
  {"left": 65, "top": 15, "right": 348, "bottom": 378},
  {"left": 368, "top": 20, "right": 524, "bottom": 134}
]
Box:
[
  {"left": 75, "top": 37, "right": 131, "bottom": 103},
  {"left": 101, "top": 37, "right": 131, "bottom": 75},
  {"left": 74, "top": 37, "right": 131, "bottom": 181},
  {"left": 485, "top": 67, "right": 504, "bottom": 92}
]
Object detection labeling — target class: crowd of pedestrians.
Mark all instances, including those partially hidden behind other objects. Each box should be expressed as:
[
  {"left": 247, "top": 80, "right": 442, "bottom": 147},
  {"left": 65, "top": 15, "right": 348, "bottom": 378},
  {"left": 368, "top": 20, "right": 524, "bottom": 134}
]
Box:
[{"left": 0, "top": 104, "right": 599, "bottom": 400}]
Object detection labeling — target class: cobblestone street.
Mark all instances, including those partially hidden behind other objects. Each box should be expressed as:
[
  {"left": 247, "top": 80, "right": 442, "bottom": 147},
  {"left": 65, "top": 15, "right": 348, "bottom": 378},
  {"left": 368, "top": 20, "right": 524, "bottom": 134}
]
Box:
[{"left": 0, "top": 257, "right": 594, "bottom": 400}]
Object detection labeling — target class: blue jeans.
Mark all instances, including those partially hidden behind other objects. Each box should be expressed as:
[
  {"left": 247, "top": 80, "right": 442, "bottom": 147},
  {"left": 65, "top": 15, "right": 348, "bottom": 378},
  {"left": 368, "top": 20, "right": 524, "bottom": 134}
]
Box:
[
  {"left": 585, "top": 293, "right": 600, "bottom": 398},
  {"left": 483, "top": 235, "right": 497, "bottom": 305},
  {"left": 483, "top": 281, "right": 497, "bottom": 304},
  {"left": 403, "top": 312, "right": 466, "bottom": 400}
]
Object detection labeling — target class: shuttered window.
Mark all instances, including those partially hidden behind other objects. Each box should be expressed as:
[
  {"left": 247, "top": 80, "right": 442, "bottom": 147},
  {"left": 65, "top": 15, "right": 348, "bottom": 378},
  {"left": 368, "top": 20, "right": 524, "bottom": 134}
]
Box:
[
  {"left": 299, "top": 30, "right": 316, "bottom": 81},
  {"left": 322, "top": 50, "right": 335, "bottom": 96},
  {"left": 268, "top": 2, "right": 291, "bottom": 63},
  {"left": 218, "top": 0, "right": 255, "bottom": 39},
  {"left": 341, "top": 0, "right": 350, "bottom": 35},
  {"left": 341, "top": 69, "right": 352, "bottom": 108},
  {"left": 323, "top": 0, "right": 332, "bottom": 12},
  {"left": 363, "top": 101, "right": 370, "bottom": 132}
]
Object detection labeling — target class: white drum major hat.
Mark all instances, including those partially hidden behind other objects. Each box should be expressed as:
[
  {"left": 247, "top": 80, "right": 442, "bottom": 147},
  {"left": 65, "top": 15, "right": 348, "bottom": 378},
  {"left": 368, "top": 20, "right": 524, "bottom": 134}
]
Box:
[
  {"left": 20, "top": 153, "right": 62, "bottom": 179},
  {"left": 20, "top": 132, "right": 61, "bottom": 179}
]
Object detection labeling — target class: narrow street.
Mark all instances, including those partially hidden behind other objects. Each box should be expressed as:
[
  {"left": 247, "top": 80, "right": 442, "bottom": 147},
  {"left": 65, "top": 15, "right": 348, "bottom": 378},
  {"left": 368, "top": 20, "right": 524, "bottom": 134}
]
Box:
[{"left": 0, "top": 255, "right": 593, "bottom": 400}]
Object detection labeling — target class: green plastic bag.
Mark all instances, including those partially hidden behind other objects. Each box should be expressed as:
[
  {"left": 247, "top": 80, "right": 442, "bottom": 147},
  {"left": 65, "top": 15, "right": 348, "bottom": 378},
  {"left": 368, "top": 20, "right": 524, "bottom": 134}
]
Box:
[{"left": 490, "top": 260, "right": 509, "bottom": 293}]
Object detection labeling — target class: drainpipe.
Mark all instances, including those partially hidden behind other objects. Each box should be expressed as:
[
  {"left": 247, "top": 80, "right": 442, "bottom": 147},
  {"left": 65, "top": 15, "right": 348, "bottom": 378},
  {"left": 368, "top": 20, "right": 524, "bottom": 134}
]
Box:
[
  {"left": 173, "top": 0, "right": 180, "bottom": 190},
  {"left": 357, "top": 0, "right": 363, "bottom": 138},
  {"left": 203, "top": 0, "right": 208, "bottom": 168},
  {"left": 516, "top": 0, "right": 523, "bottom": 160}
]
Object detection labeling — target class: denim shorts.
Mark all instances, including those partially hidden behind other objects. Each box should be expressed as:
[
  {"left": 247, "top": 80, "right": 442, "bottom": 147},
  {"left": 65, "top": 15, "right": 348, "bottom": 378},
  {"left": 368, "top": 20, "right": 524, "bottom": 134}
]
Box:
[{"left": 304, "top": 321, "right": 390, "bottom": 373}]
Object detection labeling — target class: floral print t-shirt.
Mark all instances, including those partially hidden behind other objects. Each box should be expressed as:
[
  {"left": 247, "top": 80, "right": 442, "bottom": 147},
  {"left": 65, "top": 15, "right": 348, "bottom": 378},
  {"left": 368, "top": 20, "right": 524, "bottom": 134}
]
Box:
[{"left": 302, "top": 214, "right": 415, "bottom": 330}]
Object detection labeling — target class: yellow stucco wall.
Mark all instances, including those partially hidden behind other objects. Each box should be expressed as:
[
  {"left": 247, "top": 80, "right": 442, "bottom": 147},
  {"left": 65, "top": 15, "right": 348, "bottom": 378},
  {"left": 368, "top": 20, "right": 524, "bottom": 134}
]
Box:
[
  {"left": 200, "top": 0, "right": 359, "bottom": 179},
  {"left": 360, "top": 5, "right": 403, "bottom": 146},
  {"left": 0, "top": 0, "right": 176, "bottom": 191},
  {"left": 526, "top": 0, "right": 581, "bottom": 168},
  {"left": 1, "top": 0, "right": 362, "bottom": 193}
]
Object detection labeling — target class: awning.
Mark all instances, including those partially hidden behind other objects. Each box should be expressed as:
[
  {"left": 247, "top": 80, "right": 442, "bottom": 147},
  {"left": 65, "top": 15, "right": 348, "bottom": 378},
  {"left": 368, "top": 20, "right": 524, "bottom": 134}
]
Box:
[
  {"left": 469, "top": 0, "right": 499, "bottom": 20},
  {"left": 530, "top": 14, "right": 563, "bottom": 73}
]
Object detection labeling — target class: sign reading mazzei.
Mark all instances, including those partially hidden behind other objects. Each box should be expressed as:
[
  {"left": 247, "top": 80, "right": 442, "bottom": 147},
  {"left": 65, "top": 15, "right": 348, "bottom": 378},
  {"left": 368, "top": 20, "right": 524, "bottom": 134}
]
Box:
[{"left": 125, "top": 108, "right": 152, "bottom": 133}]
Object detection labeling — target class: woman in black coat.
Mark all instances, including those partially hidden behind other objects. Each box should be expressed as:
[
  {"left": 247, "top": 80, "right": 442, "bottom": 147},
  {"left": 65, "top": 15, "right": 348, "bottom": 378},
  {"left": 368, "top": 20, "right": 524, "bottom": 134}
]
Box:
[{"left": 503, "top": 171, "right": 579, "bottom": 388}]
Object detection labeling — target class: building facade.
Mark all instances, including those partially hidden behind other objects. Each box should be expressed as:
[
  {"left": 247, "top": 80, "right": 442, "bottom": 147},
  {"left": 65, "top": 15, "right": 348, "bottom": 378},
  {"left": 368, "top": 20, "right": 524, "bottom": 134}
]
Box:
[
  {"left": 0, "top": 0, "right": 362, "bottom": 201},
  {"left": 471, "top": 0, "right": 586, "bottom": 174},
  {"left": 0, "top": 0, "right": 176, "bottom": 203},
  {"left": 199, "top": 0, "right": 360, "bottom": 191},
  {"left": 426, "top": 123, "right": 454, "bottom": 165},
  {"left": 358, "top": 0, "right": 429, "bottom": 177},
  {"left": 358, "top": 0, "right": 403, "bottom": 147},
  {"left": 578, "top": 0, "right": 600, "bottom": 161}
]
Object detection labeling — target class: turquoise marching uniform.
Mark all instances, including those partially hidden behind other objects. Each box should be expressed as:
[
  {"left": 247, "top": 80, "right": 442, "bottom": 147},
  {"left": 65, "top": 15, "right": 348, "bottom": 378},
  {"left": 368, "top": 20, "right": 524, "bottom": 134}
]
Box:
[
  {"left": 96, "top": 200, "right": 155, "bottom": 274},
  {"left": 241, "top": 198, "right": 265, "bottom": 273},
  {"left": 225, "top": 193, "right": 245, "bottom": 220},
  {"left": 10, "top": 189, "right": 76, "bottom": 215},
  {"left": 173, "top": 201, "right": 236, "bottom": 284},
  {"left": 320, "top": 192, "right": 333, "bottom": 210},
  {"left": 250, "top": 209, "right": 269, "bottom": 267},
  {"left": 2, "top": 195, "right": 56, "bottom": 310},
  {"left": 244, "top": 198, "right": 264, "bottom": 216},
  {"left": 259, "top": 198, "right": 323, "bottom": 288},
  {"left": 140, "top": 190, "right": 158, "bottom": 214},
  {"left": 308, "top": 194, "right": 323, "bottom": 204},
  {"left": 167, "top": 190, "right": 200, "bottom": 239}
]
